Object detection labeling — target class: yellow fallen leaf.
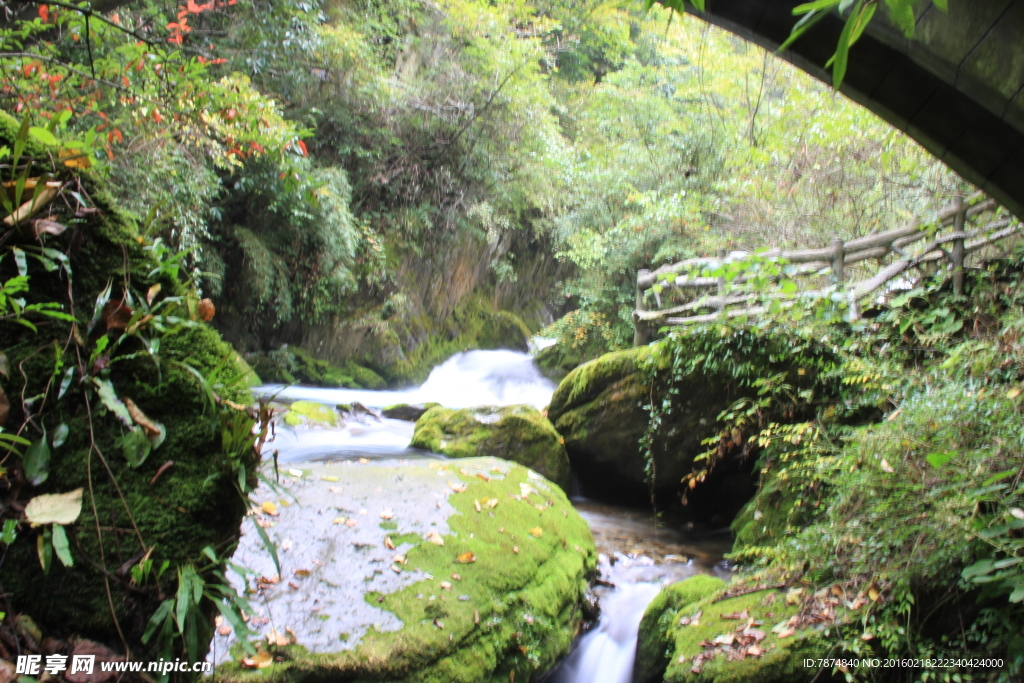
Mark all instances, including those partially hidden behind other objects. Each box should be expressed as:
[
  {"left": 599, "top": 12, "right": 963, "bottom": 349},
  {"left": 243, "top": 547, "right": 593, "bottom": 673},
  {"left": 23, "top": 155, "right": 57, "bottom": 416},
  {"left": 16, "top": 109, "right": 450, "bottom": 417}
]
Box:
[
  {"left": 455, "top": 551, "right": 477, "bottom": 563},
  {"left": 868, "top": 586, "right": 880, "bottom": 602},
  {"left": 474, "top": 499, "right": 481, "bottom": 513},
  {"left": 294, "top": 569, "right": 310, "bottom": 578},
  {"left": 261, "top": 501, "right": 279, "bottom": 516},
  {"left": 241, "top": 651, "right": 274, "bottom": 669},
  {"left": 332, "top": 517, "right": 346, "bottom": 524},
  {"left": 1008, "top": 387, "right": 1021, "bottom": 399},
  {"left": 321, "top": 476, "right": 340, "bottom": 482},
  {"left": 529, "top": 527, "right": 543, "bottom": 538},
  {"left": 426, "top": 532, "right": 444, "bottom": 546}
]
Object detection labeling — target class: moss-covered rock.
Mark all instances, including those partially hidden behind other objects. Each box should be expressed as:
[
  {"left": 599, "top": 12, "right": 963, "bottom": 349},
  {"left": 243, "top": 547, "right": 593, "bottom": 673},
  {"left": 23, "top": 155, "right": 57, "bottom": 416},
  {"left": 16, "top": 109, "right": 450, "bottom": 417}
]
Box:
[
  {"left": 546, "top": 346, "right": 687, "bottom": 498},
  {"left": 634, "top": 577, "right": 834, "bottom": 683},
  {"left": 382, "top": 403, "right": 441, "bottom": 421},
  {"left": 546, "top": 330, "right": 835, "bottom": 515},
  {"left": 283, "top": 400, "right": 340, "bottom": 426},
  {"left": 212, "top": 457, "right": 596, "bottom": 683},
  {"left": 0, "top": 109, "right": 257, "bottom": 654},
  {"left": 410, "top": 405, "right": 570, "bottom": 490}
]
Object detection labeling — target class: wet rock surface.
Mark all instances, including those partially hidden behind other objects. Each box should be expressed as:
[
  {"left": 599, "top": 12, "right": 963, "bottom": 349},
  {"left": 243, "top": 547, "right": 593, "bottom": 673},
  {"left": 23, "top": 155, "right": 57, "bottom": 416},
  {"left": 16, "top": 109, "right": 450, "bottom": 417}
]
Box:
[{"left": 212, "top": 456, "right": 596, "bottom": 683}]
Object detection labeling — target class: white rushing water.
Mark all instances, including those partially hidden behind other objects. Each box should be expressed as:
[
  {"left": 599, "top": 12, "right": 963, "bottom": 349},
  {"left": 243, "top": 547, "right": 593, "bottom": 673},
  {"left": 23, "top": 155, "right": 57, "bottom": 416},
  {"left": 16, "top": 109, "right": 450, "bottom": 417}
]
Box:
[
  {"left": 251, "top": 349, "right": 728, "bottom": 682},
  {"left": 257, "top": 350, "right": 556, "bottom": 462},
  {"left": 259, "top": 349, "right": 555, "bottom": 410}
]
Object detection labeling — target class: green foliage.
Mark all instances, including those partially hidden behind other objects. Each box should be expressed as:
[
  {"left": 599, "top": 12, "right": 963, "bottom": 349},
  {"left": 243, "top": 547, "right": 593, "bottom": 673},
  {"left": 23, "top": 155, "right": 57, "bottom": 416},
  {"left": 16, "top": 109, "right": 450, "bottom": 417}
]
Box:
[{"left": 715, "top": 259, "right": 1024, "bottom": 680}]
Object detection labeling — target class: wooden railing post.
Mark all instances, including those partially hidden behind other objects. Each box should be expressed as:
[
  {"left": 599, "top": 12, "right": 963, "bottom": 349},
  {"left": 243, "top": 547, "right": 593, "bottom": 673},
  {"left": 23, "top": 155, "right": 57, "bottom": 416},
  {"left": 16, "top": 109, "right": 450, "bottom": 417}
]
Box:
[
  {"left": 716, "top": 249, "right": 727, "bottom": 310},
  {"left": 952, "top": 196, "right": 966, "bottom": 295},
  {"left": 831, "top": 237, "right": 845, "bottom": 285},
  {"left": 634, "top": 269, "right": 650, "bottom": 346}
]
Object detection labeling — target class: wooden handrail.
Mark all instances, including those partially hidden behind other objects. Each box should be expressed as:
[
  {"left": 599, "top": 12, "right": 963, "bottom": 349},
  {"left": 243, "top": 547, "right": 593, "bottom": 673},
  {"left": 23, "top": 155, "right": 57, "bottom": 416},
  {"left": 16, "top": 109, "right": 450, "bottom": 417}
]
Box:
[{"left": 632, "top": 195, "right": 1018, "bottom": 339}]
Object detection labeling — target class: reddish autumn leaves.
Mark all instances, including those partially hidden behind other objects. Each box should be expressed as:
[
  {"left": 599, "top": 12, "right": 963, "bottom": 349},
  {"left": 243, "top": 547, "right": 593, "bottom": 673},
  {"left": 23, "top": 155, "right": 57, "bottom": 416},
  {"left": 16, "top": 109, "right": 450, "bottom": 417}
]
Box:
[{"left": 166, "top": 0, "right": 237, "bottom": 45}]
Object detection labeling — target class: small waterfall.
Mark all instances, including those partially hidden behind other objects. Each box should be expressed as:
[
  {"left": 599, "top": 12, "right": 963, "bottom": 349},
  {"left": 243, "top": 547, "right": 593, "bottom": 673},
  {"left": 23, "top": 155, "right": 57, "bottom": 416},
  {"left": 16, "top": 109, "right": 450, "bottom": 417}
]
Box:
[
  {"left": 549, "top": 578, "right": 663, "bottom": 683},
  {"left": 260, "top": 349, "right": 555, "bottom": 410}
]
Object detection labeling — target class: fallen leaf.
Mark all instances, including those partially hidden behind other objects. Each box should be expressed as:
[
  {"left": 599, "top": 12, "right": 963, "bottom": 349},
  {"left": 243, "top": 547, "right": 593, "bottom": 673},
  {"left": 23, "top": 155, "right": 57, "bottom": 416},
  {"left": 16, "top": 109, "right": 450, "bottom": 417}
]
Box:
[
  {"left": 527, "top": 471, "right": 542, "bottom": 480},
  {"left": 529, "top": 527, "right": 543, "bottom": 538},
  {"left": 358, "top": 458, "right": 369, "bottom": 464},
  {"left": 713, "top": 633, "right": 735, "bottom": 646},
  {"left": 777, "top": 628, "right": 795, "bottom": 639},
  {"left": 860, "top": 632, "right": 874, "bottom": 641},
  {"left": 512, "top": 546, "right": 519, "bottom": 554},
  {"left": 288, "top": 468, "right": 304, "bottom": 478},
  {"left": 101, "top": 300, "right": 133, "bottom": 331},
  {"left": 329, "top": 486, "right": 343, "bottom": 493},
  {"left": 440, "top": 581, "right": 452, "bottom": 590},
  {"left": 380, "top": 509, "right": 393, "bottom": 520},
  {"left": 146, "top": 284, "right": 161, "bottom": 305},
  {"left": 288, "top": 581, "right": 299, "bottom": 589},
  {"left": 449, "top": 481, "right": 468, "bottom": 493},
  {"left": 268, "top": 626, "right": 291, "bottom": 645},
  {"left": 393, "top": 554, "right": 407, "bottom": 565},
  {"left": 359, "top": 508, "right": 367, "bottom": 516},
  {"left": 321, "top": 476, "right": 340, "bottom": 482},
  {"left": 217, "top": 625, "right": 232, "bottom": 636},
  {"left": 31, "top": 218, "right": 66, "bottom": 238},
  {"left": 345, "top": 519, "right": 358, "bottom": 527},
  {"left": 242, "top": 650, "right": 275, "bottom": 669},
  {"left": 261, "top": 501, "right": 279, "bottom": 516},
  {"left": 451, "top": 573, "right": 462, "bottom": 580},
  {"left": 1011, "top": 508, "right": 1024, "bottom": 520},
  {"left": 25, "top": 488, "right": 84, "bottom": 526},
  {"left": 385, "top": 537, "right": 396, "bottom": 550},
  {"left": 455, "top": 551, "right": 477, "bottom": 563},
  {"left": 747, "top": 645, "right": 763, "bottom": 657},
  {"left": 332, "top": 517, "right": 346, "bottom": 524},
  {"left": 880, "top": 458, "right": 895, "bottom": 473},
  {"left": 474, "top": 499, "right": 481, "bottom": 512},
  {"left": 294, "top": 569, "right": 310, "bottom": 578},
  {"left": 433, "top": 618, "right": 444, "bottom": 630},
  {"left": 123, "top": 398, "right": 163, "bottom": 440},
  {"left": 281, "top": 539, "right": 293, "bottom": 551},
  {"left": 868, "top": 586, "right": 880, "bottom": 602},
  {"left": 476, "top": 473, "right": 490, "bottom": 482},
  {"left": 426, "top": 532, "right": 444, "bottom": 545}
]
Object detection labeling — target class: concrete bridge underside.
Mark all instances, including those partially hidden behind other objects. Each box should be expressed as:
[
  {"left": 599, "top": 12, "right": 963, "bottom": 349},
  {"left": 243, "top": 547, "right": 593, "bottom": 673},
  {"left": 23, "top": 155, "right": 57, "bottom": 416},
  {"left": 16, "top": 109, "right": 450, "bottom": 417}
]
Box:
[{"left": 685, "top": 0, "right": 1024, "bottom": 218}]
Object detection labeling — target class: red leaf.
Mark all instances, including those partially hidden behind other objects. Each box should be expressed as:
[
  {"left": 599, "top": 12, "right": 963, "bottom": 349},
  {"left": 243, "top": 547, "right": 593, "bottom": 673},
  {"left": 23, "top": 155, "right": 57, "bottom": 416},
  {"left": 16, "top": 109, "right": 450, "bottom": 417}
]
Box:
[
  {"left": 39, "top": 5, "right": 49, "bottom": 21},
  {"left": 297, "top": 140, "right": 308, "bottom": 157}
]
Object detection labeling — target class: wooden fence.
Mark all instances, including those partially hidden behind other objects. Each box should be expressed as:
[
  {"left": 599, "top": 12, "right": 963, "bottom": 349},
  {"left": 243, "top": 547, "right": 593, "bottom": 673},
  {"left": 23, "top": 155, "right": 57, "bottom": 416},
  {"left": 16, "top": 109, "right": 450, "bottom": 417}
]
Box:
[{"left": 633, "top": 192, "right": 1020, "bottom": 345}]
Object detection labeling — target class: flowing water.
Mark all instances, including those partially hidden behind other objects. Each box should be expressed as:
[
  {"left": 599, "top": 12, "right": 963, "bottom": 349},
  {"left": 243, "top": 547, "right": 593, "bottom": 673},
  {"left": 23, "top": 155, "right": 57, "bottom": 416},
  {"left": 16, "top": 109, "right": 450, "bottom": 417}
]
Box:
[{"left": 246, "top": 349, "right": 728, "bottom": 682}]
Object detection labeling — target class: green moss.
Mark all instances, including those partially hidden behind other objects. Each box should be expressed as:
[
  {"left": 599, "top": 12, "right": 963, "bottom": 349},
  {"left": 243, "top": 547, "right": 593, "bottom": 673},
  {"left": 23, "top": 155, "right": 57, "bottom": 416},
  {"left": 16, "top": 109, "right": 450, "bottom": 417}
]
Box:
[
  {"left": 0, "top": 113, "right": 255, "bottom": 655},
  {"left": 284, "top": 400, "right": 339, "bottom": 426},
  {"left": 637, "top": 578, "right": 827, "bottom": 683},
  {"left": 214, "top": 459, "right": 597, "bottom": 683},
  {"left": 410, "top": 405, "right": 571, "bottom": 490},
  {"left": 635, "top": 575, "right": 727, "bottom": 683}
]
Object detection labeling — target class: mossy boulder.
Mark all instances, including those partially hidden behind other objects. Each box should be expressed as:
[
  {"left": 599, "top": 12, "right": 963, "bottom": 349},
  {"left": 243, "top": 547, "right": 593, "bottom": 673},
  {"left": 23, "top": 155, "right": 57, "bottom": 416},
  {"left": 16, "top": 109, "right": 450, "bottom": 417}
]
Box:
[
  {"left": 634, "top": 577, "right": 833, "bottom": 683},
  {"left": 212, "top": 457, "right": 596, "bottom": 683},
  {"left": 382, "top": 403, "right": 441, "bottom": 421},
  {"left": 546, "top": 330, "right": 835, "bottom": 515},
  {"left": 546, "top": 346, "right": 710, "bottom": 499},
  {"left": 410, "top": 405, "right": 570, "bottom": 490},
  {"left": 0, "top": 108, "right": 256, "bottom": 653}
]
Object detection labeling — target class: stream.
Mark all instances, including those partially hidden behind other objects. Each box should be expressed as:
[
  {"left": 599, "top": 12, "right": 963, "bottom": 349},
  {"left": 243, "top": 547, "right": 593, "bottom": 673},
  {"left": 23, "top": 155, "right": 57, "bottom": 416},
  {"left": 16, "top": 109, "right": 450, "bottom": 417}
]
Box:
[{"left": 243, "top": 349, "right": 729, "bottom": 682}]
